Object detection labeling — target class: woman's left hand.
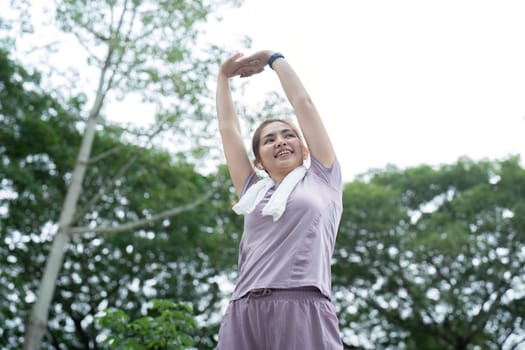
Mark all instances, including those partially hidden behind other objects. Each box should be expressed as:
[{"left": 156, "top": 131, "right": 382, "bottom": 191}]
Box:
[
  {"left": 236, "top": 50, "right": 274, "bottom": 78},
  {"left": 219, "top": 53, "right": 264, "bottom": 78}
]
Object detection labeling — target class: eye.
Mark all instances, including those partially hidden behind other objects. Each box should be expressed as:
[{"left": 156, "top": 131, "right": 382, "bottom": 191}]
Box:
[
  {"left": 264, "top": 138, "right": 274, "bottom": 144},
  {"left": 285, "top": 133, "right": 295, "bottom": 138}
]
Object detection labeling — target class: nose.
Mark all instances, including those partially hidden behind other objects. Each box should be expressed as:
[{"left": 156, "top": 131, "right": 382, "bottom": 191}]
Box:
[{"left": 275, "top": 136, "right": 287, "bottom": 147}]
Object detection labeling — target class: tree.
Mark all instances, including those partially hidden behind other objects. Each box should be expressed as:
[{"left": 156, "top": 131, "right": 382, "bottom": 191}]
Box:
[
  {"left": 0, "top": 46, "right": 244, "bottom": 349},
  {"left": 0, "top": 46, "right": 81, "bottom": 349},
  {"left": 334, "top": 157, "right": 525, "bottom": 349},
  {"left": 2, "top": 0, "right": 243, "bottom": 348}
]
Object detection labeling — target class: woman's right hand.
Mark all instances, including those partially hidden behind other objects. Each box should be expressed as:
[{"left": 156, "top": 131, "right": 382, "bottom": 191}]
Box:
[{"left": 219, "top": 53, "right": 265, "bottom": 78}]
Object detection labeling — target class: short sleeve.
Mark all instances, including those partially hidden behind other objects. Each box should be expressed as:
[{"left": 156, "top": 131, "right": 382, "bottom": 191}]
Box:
[
  {"left": 309, "top": 156, "right": 342, "bottom": 191},
  {"left": 239, "top": 171, "right": 259, "bottom": 197}
]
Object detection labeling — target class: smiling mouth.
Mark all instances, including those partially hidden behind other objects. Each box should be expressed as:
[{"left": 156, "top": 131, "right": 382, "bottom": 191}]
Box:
[{"left": 275, "top": 150, "right": 293, "bottom": 158}]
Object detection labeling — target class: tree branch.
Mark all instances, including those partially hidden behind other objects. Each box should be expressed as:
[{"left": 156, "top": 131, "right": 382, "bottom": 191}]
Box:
[
  {"left": 73, "top": 151, "right": 140, "bottom": 224},
  {"left": 471, "top": 276, "right": 513, "bottom": 336},
  {"left": 88, "top": 145, "right": 124, "bottom": 164},
  {"left": 509, "top": 334, "right": 525, "bottom": 350},
  {"left": 73, "top": 122, "right": 168, "bottom": 225},
  {"left": 70, "top": 192, "right": 213, "bottom": 235}
]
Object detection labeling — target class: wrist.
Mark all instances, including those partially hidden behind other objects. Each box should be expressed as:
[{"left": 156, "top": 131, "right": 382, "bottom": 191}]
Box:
[{"left": 268, "top": 52, "right": 285, "bottom": 69}]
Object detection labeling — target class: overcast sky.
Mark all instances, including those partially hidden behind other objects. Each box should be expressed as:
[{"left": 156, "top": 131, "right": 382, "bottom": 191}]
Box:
[
  {"left": 207, "top": 0, "right": 525, "bottom": 180},
  {"left": 14, "top": 1, "right": 525, "bottom": 181}
]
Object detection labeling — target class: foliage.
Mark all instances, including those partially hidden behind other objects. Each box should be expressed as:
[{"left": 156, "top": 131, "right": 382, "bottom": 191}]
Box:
[
  {"left": 0, "top": 47, "right": 241, "bottom": 349},
  {"left": 96, "top": 299, "right": 196, "bottom": 350},
  {"left": 3, "top": 2, "right": 524, "bottom": 349},
  {"left": 0, "top": 47, "right": 81, "bottom": 348},
  {"left": 3, "top": 43, "right": 524, "bottom": 348},
  {"left": 11, "top": 0, "right": 242, "bottom": 153},
  {"left": 2, "top": 0, "right": 247, "bottom": 348},
  {"left": 334, "top": 157, "right": 525, "bottom": 350}
]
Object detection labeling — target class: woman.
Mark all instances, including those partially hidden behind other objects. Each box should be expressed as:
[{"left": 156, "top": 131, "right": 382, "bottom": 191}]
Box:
[{"left": 216, "top": 50, "right": 343, "bottom": 349}]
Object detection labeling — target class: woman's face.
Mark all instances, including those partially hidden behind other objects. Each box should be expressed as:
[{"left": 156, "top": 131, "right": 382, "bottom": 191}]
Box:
[{"left": 256, "top": 121, "right": 305, "bottom": 181}]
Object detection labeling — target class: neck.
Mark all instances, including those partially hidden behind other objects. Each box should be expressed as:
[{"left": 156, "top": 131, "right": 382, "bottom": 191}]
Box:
[{"left": 269, "top": 164, "right": 303, "bottom": 184}]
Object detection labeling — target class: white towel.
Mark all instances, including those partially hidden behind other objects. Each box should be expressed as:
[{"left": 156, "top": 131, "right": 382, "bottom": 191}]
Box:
[{"left": 232, "top": 165, "right": 307, "bottom": 221}]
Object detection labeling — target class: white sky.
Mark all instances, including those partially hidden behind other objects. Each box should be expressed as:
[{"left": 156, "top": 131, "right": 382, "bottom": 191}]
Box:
[
  {"left": 208, "top": 0, "right": 525, "bottom": 180},
  {"left": 10, "top": 1, "right": 525, "bottom": 182}
]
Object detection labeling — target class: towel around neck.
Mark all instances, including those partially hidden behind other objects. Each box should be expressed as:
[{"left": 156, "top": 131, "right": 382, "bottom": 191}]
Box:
[{"left": 232, "top": 165, "right": 307, "bottom": 221}]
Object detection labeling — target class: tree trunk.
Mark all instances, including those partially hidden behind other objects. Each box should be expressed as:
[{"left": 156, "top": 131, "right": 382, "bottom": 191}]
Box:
[{"left": 23, "top": 106, "right": 101, "bottom": 350}]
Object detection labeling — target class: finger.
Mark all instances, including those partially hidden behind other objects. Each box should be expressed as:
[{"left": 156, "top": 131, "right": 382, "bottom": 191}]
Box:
[
  {"left": 240, "top": 67, "right": 265, "bottom": 78},
  {"left": 239, "top": 69, "right": 254, "bottom": 78},
  {"left": 231, "top": 67, "right": 244, "bottom": 76},
  {"left": 245, "top": 58, "right": 262, "bottom": 66},
  {"left": 232, "top": 65, "right": 254, "bottom": 76},
  {"left": 239, "top": 70, "right": 255, "bottom": 77},
  {"left": 243, "top": 68, "right": 264, "bottom": 77},
  {"left": 227, "top": 52, "right": 244, "bottom": 63}
]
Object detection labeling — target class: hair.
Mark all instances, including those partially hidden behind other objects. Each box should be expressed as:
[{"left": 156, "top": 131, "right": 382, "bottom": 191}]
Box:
[{"left": 251, "top": 118, "right": 303, "bottom": 162}]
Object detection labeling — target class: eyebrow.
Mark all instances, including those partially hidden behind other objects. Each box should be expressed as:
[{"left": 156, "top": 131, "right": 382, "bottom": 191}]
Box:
[{"left": 261, "top": 128, "right": 295, "bottom": 140}]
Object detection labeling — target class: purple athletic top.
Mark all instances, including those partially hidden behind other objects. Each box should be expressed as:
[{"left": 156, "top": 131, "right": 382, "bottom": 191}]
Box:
[{"left": 231, "top": 156, "right": 343, "bottom": 300}]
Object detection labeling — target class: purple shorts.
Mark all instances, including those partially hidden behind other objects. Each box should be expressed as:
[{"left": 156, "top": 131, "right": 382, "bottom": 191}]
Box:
[{"left": 217, "top": 287, "right": 343, "bottom": 350}]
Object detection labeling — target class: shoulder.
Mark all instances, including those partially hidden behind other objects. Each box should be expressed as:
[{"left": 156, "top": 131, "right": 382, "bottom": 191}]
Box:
[
  {"left": 308, "top": 156, "right": 342, "bottom": 190},
  {"left": 239, "top": 170, "right": 259, "bottom": 197}
]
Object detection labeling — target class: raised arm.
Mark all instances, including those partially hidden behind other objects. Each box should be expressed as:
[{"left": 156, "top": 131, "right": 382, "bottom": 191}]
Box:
[
  {"left": 272, "top": 53, "right": 336, "bottom": 167},
  {"left": 216, "top": 53, "right": 262, "bottom": 195},
  {"left": 241, "top": 51, "right": 336, "bottom": 167}
]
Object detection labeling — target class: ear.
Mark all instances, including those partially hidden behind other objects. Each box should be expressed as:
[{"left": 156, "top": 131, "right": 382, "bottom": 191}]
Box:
[
  {"left": 303, "top": 146, "right": 310, "bottom": 160},
  {"left": 253, "top": 159, "right": 264, "bottom": 170}
]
